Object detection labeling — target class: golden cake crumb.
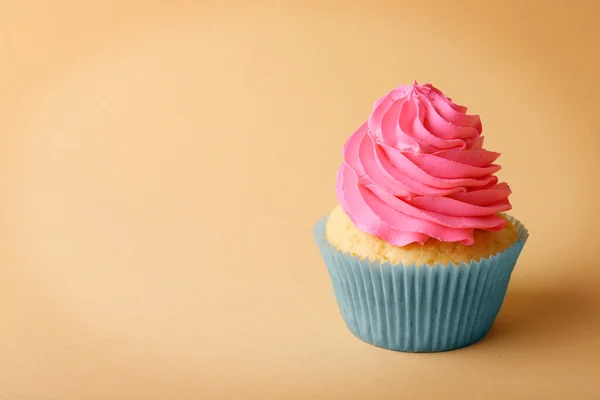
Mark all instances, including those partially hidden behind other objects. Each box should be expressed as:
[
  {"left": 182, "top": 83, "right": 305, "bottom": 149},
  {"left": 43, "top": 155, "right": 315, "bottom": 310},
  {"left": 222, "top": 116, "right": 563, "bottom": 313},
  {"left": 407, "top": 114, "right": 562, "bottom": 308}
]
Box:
[{"left": 325, "top": 204, "right": 518, "bottom": 267}]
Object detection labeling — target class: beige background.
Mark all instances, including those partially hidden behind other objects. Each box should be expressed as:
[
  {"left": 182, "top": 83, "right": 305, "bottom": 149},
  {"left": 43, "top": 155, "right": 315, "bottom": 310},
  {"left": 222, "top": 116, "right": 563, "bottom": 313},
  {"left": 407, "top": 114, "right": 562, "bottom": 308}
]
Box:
[{"left": 1, "top": 0, "right": 599, "bottom": 398}]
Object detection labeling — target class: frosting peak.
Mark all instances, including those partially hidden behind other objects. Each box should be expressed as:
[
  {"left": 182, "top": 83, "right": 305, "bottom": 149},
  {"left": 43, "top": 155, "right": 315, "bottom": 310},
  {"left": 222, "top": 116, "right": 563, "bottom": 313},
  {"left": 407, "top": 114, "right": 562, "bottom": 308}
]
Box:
[
  {"left": 337, "top": 82, "right": 511, "bottom": 246},
  {"left": 368, "top": 81, "right": 483, "bottom": 154}
]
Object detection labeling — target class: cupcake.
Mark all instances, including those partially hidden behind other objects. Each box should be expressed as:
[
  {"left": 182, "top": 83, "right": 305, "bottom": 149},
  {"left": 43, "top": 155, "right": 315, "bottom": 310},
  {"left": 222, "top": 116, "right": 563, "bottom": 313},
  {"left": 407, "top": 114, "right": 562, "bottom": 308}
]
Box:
[{"left": 314, "top": 82, "right": 528, "bottom": 352}]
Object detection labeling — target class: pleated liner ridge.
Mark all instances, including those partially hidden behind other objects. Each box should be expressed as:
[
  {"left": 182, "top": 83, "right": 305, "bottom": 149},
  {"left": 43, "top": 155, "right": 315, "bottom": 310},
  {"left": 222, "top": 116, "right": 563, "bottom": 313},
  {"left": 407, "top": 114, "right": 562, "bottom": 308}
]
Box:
[{"left": 313, "top": 215, "right": 528, "bottom": 352}]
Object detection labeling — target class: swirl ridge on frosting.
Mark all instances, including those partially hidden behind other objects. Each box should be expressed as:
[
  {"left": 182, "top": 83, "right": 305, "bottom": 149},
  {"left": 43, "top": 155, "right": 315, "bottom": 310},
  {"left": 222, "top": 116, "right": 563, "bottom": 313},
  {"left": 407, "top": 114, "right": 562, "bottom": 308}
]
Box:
[{"left": 336, "top": 82, "right": 512, "bottom": 246}]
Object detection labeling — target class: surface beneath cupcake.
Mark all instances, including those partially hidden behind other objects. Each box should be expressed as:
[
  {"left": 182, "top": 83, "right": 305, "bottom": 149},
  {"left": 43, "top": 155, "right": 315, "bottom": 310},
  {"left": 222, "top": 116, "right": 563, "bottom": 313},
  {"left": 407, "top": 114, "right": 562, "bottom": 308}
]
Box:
[{"left": 325, "top": 205, "right": 518, "bottom": 267}]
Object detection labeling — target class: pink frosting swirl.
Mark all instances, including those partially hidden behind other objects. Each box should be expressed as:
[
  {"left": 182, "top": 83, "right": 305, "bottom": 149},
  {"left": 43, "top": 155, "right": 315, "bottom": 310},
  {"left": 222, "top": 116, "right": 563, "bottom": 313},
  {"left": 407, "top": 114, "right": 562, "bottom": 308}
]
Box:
[{"left": 336, "top": 82, "right": 512, "bottom": 246}]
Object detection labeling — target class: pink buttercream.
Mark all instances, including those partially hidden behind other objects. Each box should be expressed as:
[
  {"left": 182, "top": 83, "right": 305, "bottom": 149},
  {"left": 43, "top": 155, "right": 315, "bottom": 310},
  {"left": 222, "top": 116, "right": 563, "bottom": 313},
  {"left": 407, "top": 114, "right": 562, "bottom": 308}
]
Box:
[{"left": 336, "top": 82, "right": 512, "bottom": 246}]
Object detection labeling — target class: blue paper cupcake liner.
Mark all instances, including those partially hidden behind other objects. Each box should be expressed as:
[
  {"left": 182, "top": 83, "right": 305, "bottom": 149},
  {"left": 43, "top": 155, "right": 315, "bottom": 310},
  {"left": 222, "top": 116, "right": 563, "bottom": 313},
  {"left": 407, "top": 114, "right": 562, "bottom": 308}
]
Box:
[{"left": 313, "top": 215, "right": 528, "bottom": 352}]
